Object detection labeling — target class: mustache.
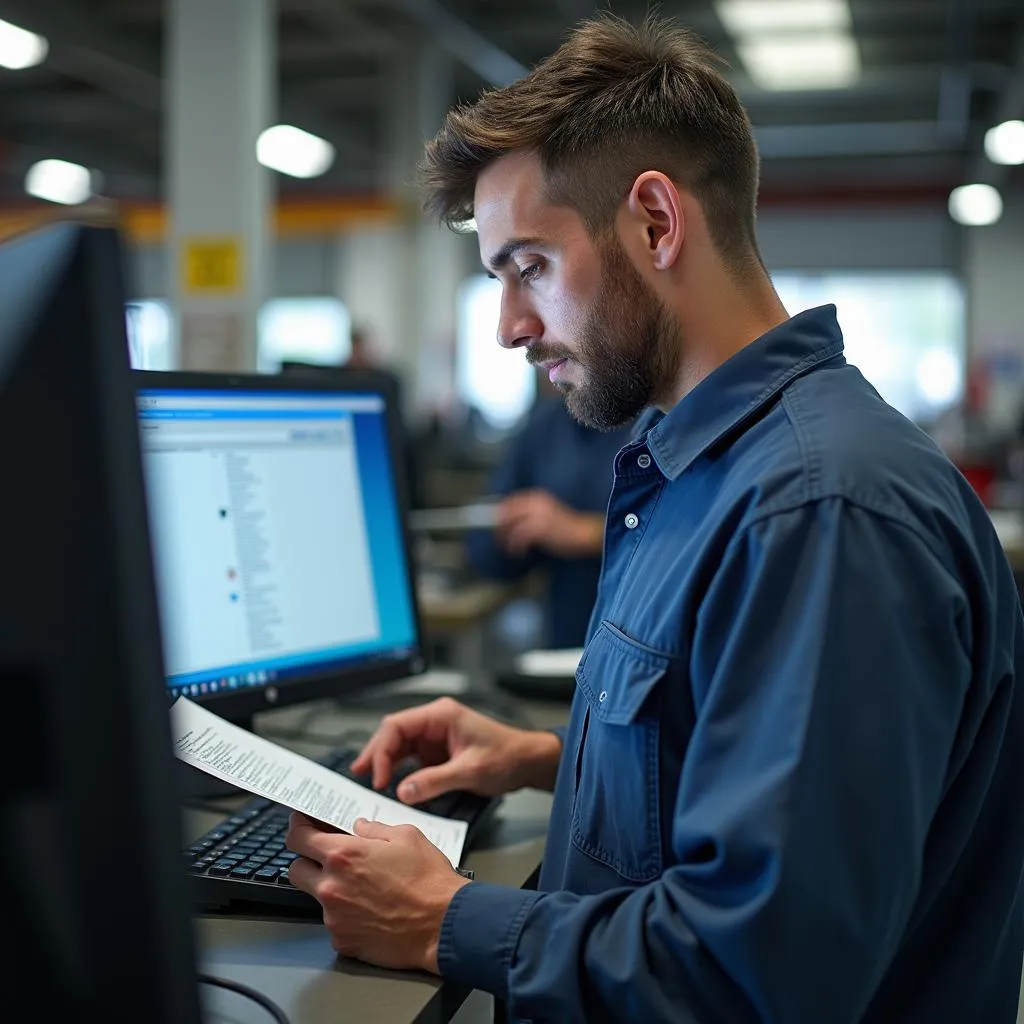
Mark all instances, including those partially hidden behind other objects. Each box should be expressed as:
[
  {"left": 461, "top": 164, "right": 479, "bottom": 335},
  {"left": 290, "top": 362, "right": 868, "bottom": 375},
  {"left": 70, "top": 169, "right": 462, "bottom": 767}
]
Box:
[{"left": 526, "top": 345, "right": 573, "bottom": 367}]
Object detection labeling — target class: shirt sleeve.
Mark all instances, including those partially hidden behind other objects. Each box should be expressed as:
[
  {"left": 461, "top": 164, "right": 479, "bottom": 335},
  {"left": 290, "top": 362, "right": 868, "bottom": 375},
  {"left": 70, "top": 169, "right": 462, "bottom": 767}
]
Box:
[{"left": 439, "top": 499, "right": 973, "bottom": 1022}]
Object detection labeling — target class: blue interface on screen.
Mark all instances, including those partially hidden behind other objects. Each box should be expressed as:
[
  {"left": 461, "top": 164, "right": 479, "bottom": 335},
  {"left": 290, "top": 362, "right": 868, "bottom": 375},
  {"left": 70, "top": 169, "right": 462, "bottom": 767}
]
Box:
[{"left": 136, "top": 387, "right": 418, "bottom": 701}]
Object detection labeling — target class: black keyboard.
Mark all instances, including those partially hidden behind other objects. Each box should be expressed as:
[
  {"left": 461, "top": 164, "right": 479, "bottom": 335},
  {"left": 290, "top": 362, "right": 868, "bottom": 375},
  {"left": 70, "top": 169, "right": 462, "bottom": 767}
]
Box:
[{"left": 184, "top": 746, "right": 500, "bottom": 914}]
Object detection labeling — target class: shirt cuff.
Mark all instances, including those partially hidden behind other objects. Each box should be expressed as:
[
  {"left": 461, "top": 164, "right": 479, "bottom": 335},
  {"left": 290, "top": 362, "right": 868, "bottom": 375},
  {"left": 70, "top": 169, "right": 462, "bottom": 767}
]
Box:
[{"left": 436, "top": 881, "right": 545, "bottom": 998}]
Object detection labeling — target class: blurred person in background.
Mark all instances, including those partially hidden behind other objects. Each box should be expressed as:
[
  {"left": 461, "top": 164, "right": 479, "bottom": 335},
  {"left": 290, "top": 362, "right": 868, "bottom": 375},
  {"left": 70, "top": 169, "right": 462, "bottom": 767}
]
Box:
[{"left": 466, "top": 370, "right": 633, "bottom": 649}]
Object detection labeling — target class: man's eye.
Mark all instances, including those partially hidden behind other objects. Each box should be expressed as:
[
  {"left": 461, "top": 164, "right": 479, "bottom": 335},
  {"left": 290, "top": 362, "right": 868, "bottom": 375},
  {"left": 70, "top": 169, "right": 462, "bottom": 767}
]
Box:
[{"left": 519, "top": 262, "right": 542, "bottom": 282}]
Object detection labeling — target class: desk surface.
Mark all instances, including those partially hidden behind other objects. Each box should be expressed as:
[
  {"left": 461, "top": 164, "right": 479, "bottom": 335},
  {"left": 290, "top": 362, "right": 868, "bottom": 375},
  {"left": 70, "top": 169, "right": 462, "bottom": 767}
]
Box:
[{"left": 188, "top": 699, "right": 566, "bottom": 1024}]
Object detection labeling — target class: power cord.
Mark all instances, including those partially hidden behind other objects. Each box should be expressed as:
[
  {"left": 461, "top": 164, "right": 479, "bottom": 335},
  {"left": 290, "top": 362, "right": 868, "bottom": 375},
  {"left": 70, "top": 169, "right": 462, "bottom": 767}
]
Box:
[{"left": 198, "top": 972, "right": 291, "bottom": 1024}]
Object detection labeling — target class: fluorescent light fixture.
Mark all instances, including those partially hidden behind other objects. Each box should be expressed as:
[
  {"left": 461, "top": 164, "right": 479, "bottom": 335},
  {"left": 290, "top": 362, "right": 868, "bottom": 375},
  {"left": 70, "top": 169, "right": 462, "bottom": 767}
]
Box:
[
  {"left": 256, "top": 124, "right": 335, "bottom": 179},
  {"left": 0, "top": 18, "right": 48, "bottom": 70},
  {"left": 738, "top": 33, "right": 859, "bottom": 90},
  {"left": 716, "top": 0, "right": 851, "bottom": 35},
  {"left": 948, "top": 183, "right": 1003, "bottom": 227},
  {"left": 984, "top": 120, "right": 1024, "bottom": 166},
  {"left": 24, "top": 159, "right": 92, "bottom": 205}
]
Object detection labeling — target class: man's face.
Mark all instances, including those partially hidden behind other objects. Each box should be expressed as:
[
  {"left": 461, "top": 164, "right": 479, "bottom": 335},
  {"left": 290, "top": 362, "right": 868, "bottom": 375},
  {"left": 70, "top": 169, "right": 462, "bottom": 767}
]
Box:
[{"left": 474, "top": 151, "right": 680, "bottom": 430}]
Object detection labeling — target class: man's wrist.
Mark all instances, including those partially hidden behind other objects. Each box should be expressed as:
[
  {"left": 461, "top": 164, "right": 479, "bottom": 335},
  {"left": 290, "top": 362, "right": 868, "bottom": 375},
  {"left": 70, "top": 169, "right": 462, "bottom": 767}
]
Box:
[
  {"left": 424, "top": 873, "right": 473, "bottom": 974},
  {"left": 512, "top": 729, "right": 563, "bottom": 792}
]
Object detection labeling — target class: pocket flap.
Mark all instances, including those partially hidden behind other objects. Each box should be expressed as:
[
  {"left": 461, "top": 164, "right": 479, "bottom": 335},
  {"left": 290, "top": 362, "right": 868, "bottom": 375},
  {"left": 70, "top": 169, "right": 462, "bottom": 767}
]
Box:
[{"left": 575, "top": 621, "right": 670, "bottom": 725}]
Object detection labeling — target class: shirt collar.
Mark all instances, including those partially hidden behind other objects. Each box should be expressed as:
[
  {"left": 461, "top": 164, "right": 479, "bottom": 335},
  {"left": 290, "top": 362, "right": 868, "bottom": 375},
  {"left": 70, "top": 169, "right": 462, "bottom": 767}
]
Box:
[{"left": 645, "top": 304, "right": 845, "bottom": 480}]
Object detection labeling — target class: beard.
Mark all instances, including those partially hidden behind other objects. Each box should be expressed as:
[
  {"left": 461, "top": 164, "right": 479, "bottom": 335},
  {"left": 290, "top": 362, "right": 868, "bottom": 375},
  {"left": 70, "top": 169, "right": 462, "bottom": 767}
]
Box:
[{"left": 528, "top": 240, "right": 681, "bottom": 431}]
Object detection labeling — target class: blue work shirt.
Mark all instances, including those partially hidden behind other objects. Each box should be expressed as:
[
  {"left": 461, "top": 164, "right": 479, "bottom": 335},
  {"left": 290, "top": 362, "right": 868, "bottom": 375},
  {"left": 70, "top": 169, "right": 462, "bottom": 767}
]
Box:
[
  {"left": 438, "top": 306, "right": 1024, "bottom": 1022},
  {"left": 466, "top": 394, "right": 633, "bottom": 648}
]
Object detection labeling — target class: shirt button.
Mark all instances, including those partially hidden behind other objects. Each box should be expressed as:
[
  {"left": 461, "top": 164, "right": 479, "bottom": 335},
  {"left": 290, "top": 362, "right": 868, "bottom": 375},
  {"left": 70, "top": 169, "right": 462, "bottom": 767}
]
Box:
[
  {"left": 637, "top": 453, "right": 651, "bottom": 469},
  {"left": 599, "top": 690, "right": 608, "bottom": 702},
  {"left": 624, "top": 513, "right": 639, "bottom": 529}
]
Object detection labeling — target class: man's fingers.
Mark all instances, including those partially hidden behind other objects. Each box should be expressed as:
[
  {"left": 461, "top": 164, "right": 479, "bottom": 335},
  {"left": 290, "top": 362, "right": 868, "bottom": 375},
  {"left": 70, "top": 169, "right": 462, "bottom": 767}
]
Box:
[
  {"left": 286, "top": 855, "right": 321, "bottom": 895},
  {"left": 349, "top": 743, "right": 374, "bottom": 775},
  {"left": 286, "top": 812, "right": 352, "bottom": 862},
  {"left": 502, "top": 519, "right": 537, "bottom": 556},
  {"left": 396, "top": 760, "right": 470, "bottom": 804},
  {"left": 352, "top": 817, "right": 398, "bottom": 841}
]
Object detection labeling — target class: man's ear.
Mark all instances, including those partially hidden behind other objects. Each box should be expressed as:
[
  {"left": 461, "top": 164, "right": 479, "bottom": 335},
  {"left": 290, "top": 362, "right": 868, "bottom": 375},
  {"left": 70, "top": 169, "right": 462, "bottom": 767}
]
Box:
[{"left": 624, "top": 171, "right": 685, "bottom": 271}]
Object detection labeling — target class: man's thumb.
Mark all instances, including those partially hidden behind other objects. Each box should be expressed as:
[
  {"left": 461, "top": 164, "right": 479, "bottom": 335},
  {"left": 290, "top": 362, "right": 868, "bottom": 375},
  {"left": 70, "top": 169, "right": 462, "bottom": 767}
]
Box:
[{"left": 397, "top": 761, "right": 466, "bottom": 804}]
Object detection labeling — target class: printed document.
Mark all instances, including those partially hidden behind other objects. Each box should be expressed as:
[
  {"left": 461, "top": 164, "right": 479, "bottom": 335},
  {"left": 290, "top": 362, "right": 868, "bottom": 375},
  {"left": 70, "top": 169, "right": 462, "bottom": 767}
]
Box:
[{"left": 170, "top": 697, "right": 467, "bottom": 866}]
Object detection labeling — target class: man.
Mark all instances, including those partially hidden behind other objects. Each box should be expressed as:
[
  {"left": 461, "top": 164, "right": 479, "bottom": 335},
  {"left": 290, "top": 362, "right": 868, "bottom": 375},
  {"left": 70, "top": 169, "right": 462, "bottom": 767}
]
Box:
[
  {"left": 286, "top": 14, "right": 1024, "bottom": 1022},
  {"left": 467, "top": 373, "right": 633, "bottom": 649}
]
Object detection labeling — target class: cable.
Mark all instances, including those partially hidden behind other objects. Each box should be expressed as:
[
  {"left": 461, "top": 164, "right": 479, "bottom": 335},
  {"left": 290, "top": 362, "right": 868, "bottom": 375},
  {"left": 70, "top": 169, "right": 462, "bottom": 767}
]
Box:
[{"left": 197, "top": 972, "right": 291, "bottom": 1024}]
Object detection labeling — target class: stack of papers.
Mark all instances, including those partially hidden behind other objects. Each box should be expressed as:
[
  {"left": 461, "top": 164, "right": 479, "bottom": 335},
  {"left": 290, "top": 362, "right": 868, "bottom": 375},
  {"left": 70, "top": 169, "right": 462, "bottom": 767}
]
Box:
[{"left": 170, "top": 697, "right": 467, "bottom": 866}]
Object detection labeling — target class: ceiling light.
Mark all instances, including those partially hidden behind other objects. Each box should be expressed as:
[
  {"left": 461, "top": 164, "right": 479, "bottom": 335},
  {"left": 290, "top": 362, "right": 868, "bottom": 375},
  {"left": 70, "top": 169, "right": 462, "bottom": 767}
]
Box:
[
  {"left": 948, "top": 183, "right": 1003, "bottom": 227},
  {"left": 0, "top": 18, "right": 48, "bottom": 70},
  {"left": 25, "top": 159, "right": 92, "bottom": 205},
  {"left": 738, "top": 33, "right": 859, "bottom": 90},
  {"left": 256, "top": 125, "right": 335, "bottom": 179},
  {"left": 984, "top": 120, "right": 1024, "bottom": 166},
  {"left": 716, "top": 0, "right": 851, "bottom": 35}
]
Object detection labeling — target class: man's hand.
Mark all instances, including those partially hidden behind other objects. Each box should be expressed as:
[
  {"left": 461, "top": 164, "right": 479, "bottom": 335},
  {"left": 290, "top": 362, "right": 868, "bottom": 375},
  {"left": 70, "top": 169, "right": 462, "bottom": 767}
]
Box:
[
  {"left": 496, "top": 489, "right": 604, "bottom": 558},
  {"left": 286, "top": 814, "right": 470, "bottom": 972},
  {"left": 350, "top": 697, "right": 563, "bottom": 802}
]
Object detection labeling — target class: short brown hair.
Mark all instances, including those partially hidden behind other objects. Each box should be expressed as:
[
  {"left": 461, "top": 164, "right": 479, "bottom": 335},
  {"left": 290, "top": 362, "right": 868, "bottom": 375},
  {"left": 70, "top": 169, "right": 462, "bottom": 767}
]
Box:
[{"left": 421, "top": 13, "right": 763, "bottom": 277}]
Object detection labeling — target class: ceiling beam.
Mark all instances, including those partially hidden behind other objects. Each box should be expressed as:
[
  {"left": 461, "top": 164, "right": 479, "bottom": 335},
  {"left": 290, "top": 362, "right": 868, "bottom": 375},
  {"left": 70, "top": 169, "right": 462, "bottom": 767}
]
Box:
[
  {"left": 369, "top": 0, "right": 527, "bottom": 86},
  {"left": 284, "top": 0, "right": 399, "bottom": 54},
  {"left": 0, "top": 92, "right": 148, "bottom": 125},
  {"left": 0, "top": 0, "right": 161, "bottom": 109},
  {"left": 970, "top": 23, "right": 1024, "bottom": 184},
  {"left": 2, "top": 128, "right": 160, "bottom": 178},
  {"left": 0, "top": 0, "right": 381, "bottom": 174},
  {"left": 936, "top": 0, "right": 975, "bottom": 146},
  {"left": 755, "top": 120, "right": 959, "bottom": 160}
]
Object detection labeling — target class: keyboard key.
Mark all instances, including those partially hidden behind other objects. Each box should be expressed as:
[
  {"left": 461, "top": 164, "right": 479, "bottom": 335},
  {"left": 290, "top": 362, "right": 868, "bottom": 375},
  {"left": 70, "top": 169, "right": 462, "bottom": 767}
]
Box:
[
  {"left": 230, "top": 865, "right": 258, "bottom": 879},
  {"left": 208, "top": 861, "right": 236, "bottom": 876},
  {"left": 254, "top": 867, "right": 280, "bottom": 881},
  {"left": 277, "top": 872, "right": 295, "bottom": 886}
]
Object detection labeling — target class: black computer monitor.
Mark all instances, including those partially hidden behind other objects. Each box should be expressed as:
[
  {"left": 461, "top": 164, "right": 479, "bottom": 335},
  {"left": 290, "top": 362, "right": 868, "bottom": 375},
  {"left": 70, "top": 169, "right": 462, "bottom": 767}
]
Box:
[
  {"left": 132, "top": 368, "right": 428, "bottom": 730},
  {"left": 0, "top": 223, "right": 201, "bottom": 1020}
]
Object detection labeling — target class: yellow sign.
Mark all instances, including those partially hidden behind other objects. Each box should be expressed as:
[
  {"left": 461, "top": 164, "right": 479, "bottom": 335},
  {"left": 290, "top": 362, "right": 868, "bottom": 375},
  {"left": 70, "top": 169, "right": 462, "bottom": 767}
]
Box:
[{"left": 182, "top": 238, "right": 243, "bottom": 294}]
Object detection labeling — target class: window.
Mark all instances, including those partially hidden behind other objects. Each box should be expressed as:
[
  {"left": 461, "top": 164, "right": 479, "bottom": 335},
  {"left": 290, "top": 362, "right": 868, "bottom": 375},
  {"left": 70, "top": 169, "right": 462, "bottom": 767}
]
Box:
[
  {"left": 126, "top": 300, "right": 173, "bottom": 370},
  {"left": 772, "top": 272, "right": 965, "bottom": 423},
  {"left": 257, "top": 297, "right": 351, "bottom": 374},
  {"left": 456, "top": 275, "right": 535, "bottom": 429}
]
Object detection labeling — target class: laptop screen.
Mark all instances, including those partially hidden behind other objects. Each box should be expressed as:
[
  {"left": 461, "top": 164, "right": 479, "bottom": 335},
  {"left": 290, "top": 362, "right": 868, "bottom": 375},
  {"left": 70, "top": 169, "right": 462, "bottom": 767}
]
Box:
[{"left": 136, "top": 384, "right": 419, "bottom": 703}]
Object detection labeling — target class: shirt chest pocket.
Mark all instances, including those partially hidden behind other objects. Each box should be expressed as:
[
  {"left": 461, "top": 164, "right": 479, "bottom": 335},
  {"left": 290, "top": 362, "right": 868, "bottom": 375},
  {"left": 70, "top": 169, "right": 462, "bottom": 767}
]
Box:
[{"left": 571, "top": 621, "right": 669, "bottom": 884}]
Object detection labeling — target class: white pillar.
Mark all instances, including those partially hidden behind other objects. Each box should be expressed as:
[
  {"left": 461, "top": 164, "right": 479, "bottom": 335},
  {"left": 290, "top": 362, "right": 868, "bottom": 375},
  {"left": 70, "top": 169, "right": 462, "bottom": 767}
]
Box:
[
  {"left": 382, "top": 41, "right": 475, "bottom": 421},
  {"left": 166, "top": 0, "right": 274, "bottom": 372}
]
